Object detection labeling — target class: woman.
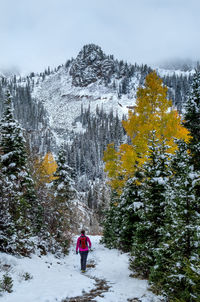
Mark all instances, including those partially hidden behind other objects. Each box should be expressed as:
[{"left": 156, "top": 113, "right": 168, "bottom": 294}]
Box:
[{"left": 76, "top": 230, "right": 92, "bottom": 273}]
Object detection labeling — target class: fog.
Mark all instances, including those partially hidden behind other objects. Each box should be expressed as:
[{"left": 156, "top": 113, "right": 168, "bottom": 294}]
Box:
[{"left": 0, "top": 0, "right": 199, "bottom": 74}]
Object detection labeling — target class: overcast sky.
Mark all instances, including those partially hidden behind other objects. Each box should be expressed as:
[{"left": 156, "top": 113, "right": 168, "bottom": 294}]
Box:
[{"left": 0, "top": 0, "right": 199, "bottom": 74}]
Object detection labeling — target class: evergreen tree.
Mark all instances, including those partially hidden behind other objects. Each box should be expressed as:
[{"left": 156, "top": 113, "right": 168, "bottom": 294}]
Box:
[
  {"left": 102, "top": 190, "right": 120, "bottom": 249},
  {"left": 150, "top": 141, "right": 200, "bottom": 301},
  {"left": 96, "top": 184, "right": 109, "bottom": 223},
  {"left": 184, "top": 70, "right": 200, "bottom": 170},
  {"left": 0, "top": 91, "right": 38, "bottom": 254},
  {"left": 51, "top": 144, "right": 76, "bottom": 252},
  {"left": 116, "top": 170, "right": 143, "bottom": 252},
  {"left": 87, "top": 188, "right": 93, "bottom": 209},
  {"left": 131, "top": 133, "right": 171, "bottom": 277},
  {"left": 179, "top": 261, "right": 200, "bottom": 302},
  {"left": 0, "top": 165, "right": 15, "bottom": 253}
]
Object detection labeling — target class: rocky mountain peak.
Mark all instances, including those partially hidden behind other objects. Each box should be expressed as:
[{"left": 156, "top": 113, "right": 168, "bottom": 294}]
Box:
[
  {"left": 69, "top": 44, "right": 114, "bottom": 87},
  {"left": 78, "top": 44, "right": 105, "bottom": 64}
]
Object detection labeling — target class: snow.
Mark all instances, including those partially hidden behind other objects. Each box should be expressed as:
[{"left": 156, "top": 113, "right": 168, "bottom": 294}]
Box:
[
  {"left": 156, "top": 67, "right": 195, "bottom": 78},
  {"left": 0, "top": 245, "right": 95, "bottom": 302},
  {"left": 32, "top": 66, "right": 138, "bottom": 146},
  {"left": 133, "top": 201, "right": 143, "bottom": 211},
  {"left": 1, "top": 152, "right": 15, "bottom": 161},
  {"left": 0, "top": 236, "right": 162, "bottom": 302},
  {"left": 152, "top": 177, "right": 167, "bottom": 185}
]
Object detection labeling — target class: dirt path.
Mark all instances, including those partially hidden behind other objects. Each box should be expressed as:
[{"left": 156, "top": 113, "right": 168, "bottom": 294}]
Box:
[
  {"left": 62, "top": 260, "right": 111, "bottom": 302},
  {"left": 63, "top": 276, "right": 110, "bottom": 302}
]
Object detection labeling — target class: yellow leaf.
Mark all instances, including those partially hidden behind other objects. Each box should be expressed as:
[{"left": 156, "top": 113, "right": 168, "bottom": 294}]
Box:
[{"left": 35, "top": 152, "right": 58, "bottom": 184}]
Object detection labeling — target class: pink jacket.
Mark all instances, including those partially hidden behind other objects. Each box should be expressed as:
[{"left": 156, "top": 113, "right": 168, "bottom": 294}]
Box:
[{"left": 76, "top": 235, "right": 91, "bottom": 252}]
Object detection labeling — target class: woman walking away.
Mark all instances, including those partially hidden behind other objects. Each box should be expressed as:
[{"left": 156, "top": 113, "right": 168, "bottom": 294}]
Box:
[{"left": 76, "top": 230, "right": 92, "bottom": 273}]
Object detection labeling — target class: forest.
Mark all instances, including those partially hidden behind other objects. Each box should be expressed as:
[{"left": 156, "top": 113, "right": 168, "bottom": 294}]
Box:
[{"left": 0, "top": 47, "right": 199, "bottom": 300}]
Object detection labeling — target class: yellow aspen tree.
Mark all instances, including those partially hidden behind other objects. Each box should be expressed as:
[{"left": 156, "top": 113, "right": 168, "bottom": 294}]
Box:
[
  {"left": 104, "top": 71, "right": 189, "bottom": 191},
  {"left": 35, "top": 152, "right": 58, "bottom": 184},
  {"left": 103, "top": 143, "right": 123, "bottom": 190}
]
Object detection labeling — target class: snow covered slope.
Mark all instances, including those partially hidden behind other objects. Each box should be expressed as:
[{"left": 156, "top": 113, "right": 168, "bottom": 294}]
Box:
[
  {"left": 32, "top": 44, "right": 142, "bottom": 145},
  {"left": 33, "top": 67, "right": 136, "bottom": 132}
]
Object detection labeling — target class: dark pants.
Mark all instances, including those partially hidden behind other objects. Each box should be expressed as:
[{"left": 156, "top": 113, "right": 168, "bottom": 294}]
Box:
[{"left": 80, "top": 251, "right": 88, "bottom": 271}]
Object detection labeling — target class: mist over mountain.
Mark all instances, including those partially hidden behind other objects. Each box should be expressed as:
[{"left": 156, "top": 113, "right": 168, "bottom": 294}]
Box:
[{"left": 159, "top": 58, "right": 199, "bottom": 72}]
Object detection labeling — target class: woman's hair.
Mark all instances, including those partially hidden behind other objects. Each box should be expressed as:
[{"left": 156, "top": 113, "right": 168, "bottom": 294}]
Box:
[{"left": 81, "top": 229, "right": 85, "bottom": 235}]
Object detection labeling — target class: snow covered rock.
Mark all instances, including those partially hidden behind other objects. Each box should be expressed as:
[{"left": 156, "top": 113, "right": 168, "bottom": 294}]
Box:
[{"left": 69, "top": 44, "right": 114, "bottom": 86}]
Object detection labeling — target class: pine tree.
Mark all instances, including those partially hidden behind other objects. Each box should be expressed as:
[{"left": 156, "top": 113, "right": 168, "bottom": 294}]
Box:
[
  {"left": 184, "top": 70, "right": 200, "bottom": 170},
  {"left": 150, "top": 140, "right": 200, "bottom": 301},
  {"left": 0, "top": 91, "right": 37, "bottom": 254},
  {"left": 53, "top": 145, "right": 76, "bottom": 203},
  {"left": 116, "top": 170, "right": 143, "bottom": 252},
  {"left": 51, "top": 144, "right": 76, "bottom": 253},
  {"left": 96, "top": 184, "right": 109, "bottom": 223},
  {"left": 102, "top": 190, "right": 120, "bottom": 249},
  {"left": 180, "top": 261, "right": 200, "bottom": 302},
  {"left": 87, "top": 188, "right": 93, "bottom": 209},
  {"left": 0, "top": 166, "right": 15, "bottom": 253},
  {"left": 131, "top": 132, "right": 171, "bottom": 277}
]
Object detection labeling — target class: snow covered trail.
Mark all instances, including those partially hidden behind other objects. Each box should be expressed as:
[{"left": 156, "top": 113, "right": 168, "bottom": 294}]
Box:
[
  {"left": 0, "top": 236, "right": 162, "bottom": 302},
  {"left": 68, "top": 236, "right": 162, "bottom": 302}
]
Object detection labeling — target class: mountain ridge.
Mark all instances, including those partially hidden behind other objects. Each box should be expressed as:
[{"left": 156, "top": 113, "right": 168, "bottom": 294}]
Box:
[
  {"left": 0, "top": 43, "right": 195, "bottom": 153},
  {"left": 31, "top": 44, "right": 193, "bottom": 146},
  {"left": 0, "top": 43, "right": 196, "bottom": 208}
]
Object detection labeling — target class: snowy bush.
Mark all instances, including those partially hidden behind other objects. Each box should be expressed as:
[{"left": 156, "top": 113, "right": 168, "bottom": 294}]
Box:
[{"left": 0, "top": 274, "right": 13, "bottom": 293}]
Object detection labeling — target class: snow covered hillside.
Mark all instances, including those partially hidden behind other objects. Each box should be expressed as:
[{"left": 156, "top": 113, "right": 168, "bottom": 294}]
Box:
[
  {"left": 33, "top": 66, "right": 137, "bottom": 133},
  {"left": 0, "top": 236, "right": 162, "bottom": 302},
  {"left": 31, "top": 44, "right": 194, "bottom": 146},
  {"left": 32, "top": 45, "right": 141, "bottom": 146}
]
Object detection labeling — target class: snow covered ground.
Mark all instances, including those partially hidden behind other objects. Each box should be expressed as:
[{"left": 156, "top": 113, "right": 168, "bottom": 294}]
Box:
[{"left": 0, "top": 236, "right": 162, "bottom": 302}]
